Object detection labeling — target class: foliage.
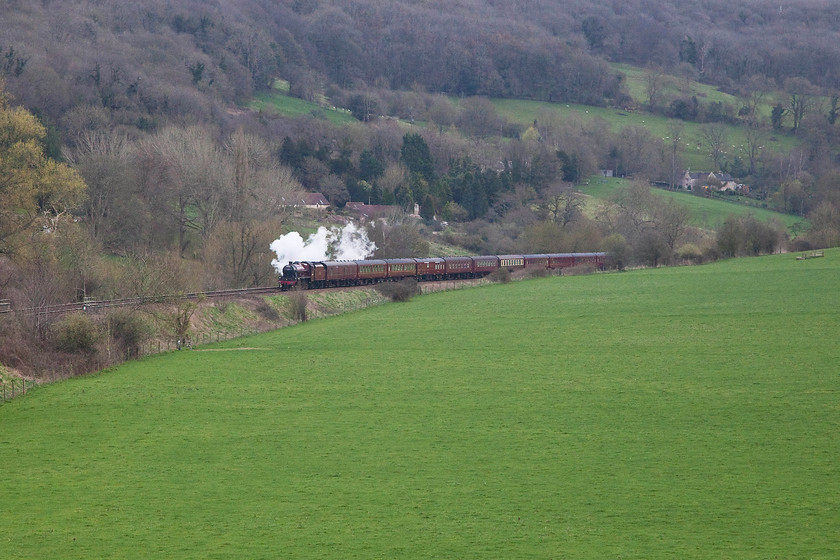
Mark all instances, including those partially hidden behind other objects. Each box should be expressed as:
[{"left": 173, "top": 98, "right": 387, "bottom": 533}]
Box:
[
  {"left": 375, "top": 278, "right": 420, "bottom": 302},
  {"left": 107, "top": 310, "right": 151, "bottom": 355},
  {"left": 0, "top": 87, "right": 86, "bottom": 255},
  {"left": 172, "top": 298, "right": 199, "bottom": 340},
  {"left": 286, "top": 290, "right": 308, "bottom": 322},
  {"left": 487, "top": 267, "right": 511, "bottom": 284},
  {"left": 716, "top": 214, "right": 784, "bottom": 257},
  {"left": 53, "top": 313, "right": 99, "bottom": 354}
]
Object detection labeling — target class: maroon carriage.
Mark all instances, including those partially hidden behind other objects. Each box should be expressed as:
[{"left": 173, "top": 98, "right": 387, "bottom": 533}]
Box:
[
  {"left": 356, "top": 260, "right": 388, "bottom": 283},
  {"left": 386, "top": 259, "right": 418, "bottom": 279},
  {"left": 547, "top": 253, "right": 577, "bottom": 270},
  {"left": 523, "top": 254, "right": 550, "bottom": 270},
  {"left": 322, "top": 261, "right": 358, "bottom": 286},
  {"left": 443, "top": 256, "right": 474, "bottom": 278},
  {"left": 415, "top": 258, "right": 445, "bottom": 280},
  {"left": 472, "top": 255, "right": 500, "bottom": 276}
]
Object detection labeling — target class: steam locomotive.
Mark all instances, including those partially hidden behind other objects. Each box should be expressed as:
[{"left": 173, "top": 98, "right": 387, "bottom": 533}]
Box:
[{"left": 279, "top": 252, "right": 609, "bottom": 290}]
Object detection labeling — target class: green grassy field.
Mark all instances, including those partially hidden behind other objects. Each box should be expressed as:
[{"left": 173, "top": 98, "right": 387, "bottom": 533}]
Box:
[
  {"left": 492, "top": 97, "right": 799, "bottom": 172},
  {"left": 249, "top": 88, "right": 357, "bottom": 125},
  {"left": 2, "top": 251, "right": 839, "bottom": 558},
  {"left": 611, "top": 63, "right": 739, "bottom": 109},
  {"left": 581, "top": 176, "right": 807, "bottom": 233}
]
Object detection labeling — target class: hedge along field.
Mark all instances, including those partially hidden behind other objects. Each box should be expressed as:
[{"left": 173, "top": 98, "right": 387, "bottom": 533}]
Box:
[{"left": 2, "top": 251, "right": 839, "bottom": 559}]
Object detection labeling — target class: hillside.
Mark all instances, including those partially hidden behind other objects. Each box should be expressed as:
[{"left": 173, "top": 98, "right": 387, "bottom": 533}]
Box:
[
  {"left": 4, "top": 0, "right": 840, "bottom": 143},
  {"left": 2, "top": 250, "right": 838, "bottom": 558}
]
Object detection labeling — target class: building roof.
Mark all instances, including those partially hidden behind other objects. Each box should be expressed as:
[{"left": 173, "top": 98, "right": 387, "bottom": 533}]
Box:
[
  {"left": 302, "top": 192, "right": 329, "bottom": 206},
  {"left": 345, "top": 202, "right": 401, "bottom": 219}
]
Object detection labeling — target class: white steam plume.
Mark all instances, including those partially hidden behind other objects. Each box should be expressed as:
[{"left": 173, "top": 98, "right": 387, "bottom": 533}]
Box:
[{"left": 270, "top": 223, "right": 376, "bottom": 271}]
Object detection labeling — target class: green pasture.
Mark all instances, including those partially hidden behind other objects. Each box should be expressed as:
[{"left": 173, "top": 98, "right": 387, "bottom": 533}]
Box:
[
  {"left": 249, "top": 89, "right": 356, "bottom": 125},
  {"left": 581, "top": 176, "right": 806, "bottom": 233},
  {"left": 492, "top": 97, "right": 799, "bottom": 172},
  {"left": 2, "top": 251, "right": 839, "bottom": 558},
  {"left": 611, "top": 63, "right": 738, "bottom": 109}
]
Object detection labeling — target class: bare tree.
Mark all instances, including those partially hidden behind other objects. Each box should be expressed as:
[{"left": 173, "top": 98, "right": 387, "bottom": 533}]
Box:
[
  {"left": 740, "top": 119, "right": 766, "bottom": 176},
  {"left": 697, "top": 123, "right": 728, "bottom": 171},
  {"left": 644, "top": 65, "right": 667, "bottom": 112},
  {"left": 65, "top": 131, "right": 137, "bottom": 244},
  {"left": 617, "top": 126, "right": 664, "bottom": 179},
  {"left": 539, "top": 183, "right": 583, "bottom": 229},
  {"left": 426, "top": 95, "right": 458, "bottom": 134},
  {"left": 137, "top": 126, "right": 215, "bottom": 256},
  {"left": 665, "top": 120, "right": 684, "bottom": 189},
  {"left": 739, "top": 74, "right": 774, "bottom": 118},
  {"left": 785, "top": 77, "right": 819, "bottom": 134}
]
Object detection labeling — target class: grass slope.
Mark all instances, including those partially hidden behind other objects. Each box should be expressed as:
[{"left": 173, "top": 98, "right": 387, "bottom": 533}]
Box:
[
  {"left": 581, "top": 176, "right": 807, "bottom": 233},
  {"left": 492, "top": 97, "right": 799, "bottom": 173},
  {"left": 2, "top": 252, "right": 839, "bottom": 558},
  {"left": 248, "top": 82, "right": 357, "bottom": 125}
]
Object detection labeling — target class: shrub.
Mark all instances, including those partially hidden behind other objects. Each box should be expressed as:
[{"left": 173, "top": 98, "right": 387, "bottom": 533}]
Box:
[
  {"left": 525, "top": 266, "right": 549, "bottom": 279},
  {"left": 563, "top": 264, "right": 597, "bottom": 276},
  {"left": 716, "top": 214, "right": 783, "bottom": 257},
  {"left": 54, "top": 313, "right": 100, "bottom": 354},
  {"left": 677, "top": 243, "right": 704, "bottom": 264},
  {"left": 286, "top": 290, "right": 308, "bottom": 322},
  {"left": 487, "top": 267, "right": 511, "bottom": 284},
  {"left": 108, "top": 310, "right": 151, "bottom": 355},
  {"left": 601, "top": 234, "right": 629, "bottom": 270},
  {"left": 377, "top": 278, "right": 420, "bottom": 302}
]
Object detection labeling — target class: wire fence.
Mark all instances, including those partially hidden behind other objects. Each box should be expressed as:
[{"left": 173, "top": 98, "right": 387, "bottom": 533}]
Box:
[{"left": 0, "top": 378, "right": 37, "bottom": 403}]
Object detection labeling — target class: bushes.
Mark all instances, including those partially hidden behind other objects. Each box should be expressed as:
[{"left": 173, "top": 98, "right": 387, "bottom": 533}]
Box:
[
  {"left": 107, "top": 311, "right": 151, "bottom": 356},
  {"left": 562, "top": 264, "right": 597, "bottom": 276},
  {"left": 53, "top": 313, "right": 99, "bottom": 354},
  {"left": 487, "top": 267, "right": 511, "bottom": 284},
  {"left": 286, "top": 290, "right": 309, "bottom": 322},
  {"left": 377, "top": 279, "right": 420, "bottom": 302},
  {"left": 524, "top": 266, "right": 549, "bottom": 279},
  {"left": 716, "top": 215, "right": 784, "bottom": 257}
]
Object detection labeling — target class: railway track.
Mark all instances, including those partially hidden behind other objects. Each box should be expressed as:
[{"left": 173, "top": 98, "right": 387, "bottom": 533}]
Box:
[
  {"left": 0, "top": 286, "right": 281, "bottom": 316},
  {"left": 0, "top": 276, "right": 490, "bottom": 318}
]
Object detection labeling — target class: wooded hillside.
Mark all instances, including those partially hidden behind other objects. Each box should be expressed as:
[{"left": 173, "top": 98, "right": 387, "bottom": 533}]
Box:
[{"left": 4, "top": 0, "right": 840, "bottom": 142}]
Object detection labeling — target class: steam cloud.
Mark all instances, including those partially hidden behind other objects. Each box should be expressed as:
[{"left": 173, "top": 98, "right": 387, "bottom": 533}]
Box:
[{"left": 270, "top": 223, "right": 376, "bottom": 271}]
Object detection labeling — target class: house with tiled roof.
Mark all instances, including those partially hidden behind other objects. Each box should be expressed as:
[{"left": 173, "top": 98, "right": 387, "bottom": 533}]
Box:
[
  {"left": 344, "top": 202, "right": 402, "bottom": 221},
  {"left": 681, "top": 171, "right": 747, "bottom": 194},
  {"left": 282, "top": 192, "right": 330, "bottom": 209}
]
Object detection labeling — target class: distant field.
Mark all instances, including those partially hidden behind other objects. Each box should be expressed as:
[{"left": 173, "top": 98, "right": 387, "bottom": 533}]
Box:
[
  {"left": 249, "top": 86, "right": 357, "bottom": 125},
  {"left": 248, "top": 72, "right": 799, "bottom": 175},
  {"left": 2, "top": 251, "right": 839, "bottom": 558},
  {"left": 492, "top": 97, "right": 799, "bottom": 172},
  {"left": 611, "top": 63, "right": 739, "bottom": 109},
  {"left": 581, "top": 176, "right": 807, "bottom": 233}
]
